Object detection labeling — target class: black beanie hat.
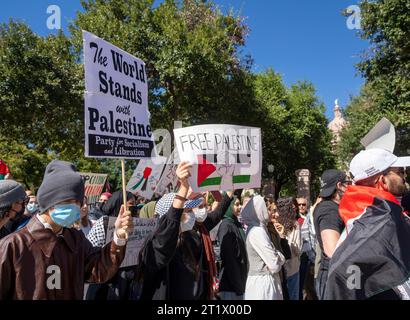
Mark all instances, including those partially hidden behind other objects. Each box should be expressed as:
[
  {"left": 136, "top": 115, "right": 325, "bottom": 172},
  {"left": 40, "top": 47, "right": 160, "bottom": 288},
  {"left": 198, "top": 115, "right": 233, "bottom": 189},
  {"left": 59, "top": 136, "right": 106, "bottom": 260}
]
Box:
[{"left": 37, "top": 160, "right": 85, "bottom": 213}]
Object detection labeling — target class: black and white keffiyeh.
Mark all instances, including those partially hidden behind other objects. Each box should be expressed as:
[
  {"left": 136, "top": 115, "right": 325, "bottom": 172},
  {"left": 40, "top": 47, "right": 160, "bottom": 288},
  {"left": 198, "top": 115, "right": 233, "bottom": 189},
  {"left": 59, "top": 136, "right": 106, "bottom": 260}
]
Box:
[
  {"left": 155, "top": 193, "right": 203, "bottom": 218},
  {"left": 87, "top": 217, "right": 106, "bottom": 247}
]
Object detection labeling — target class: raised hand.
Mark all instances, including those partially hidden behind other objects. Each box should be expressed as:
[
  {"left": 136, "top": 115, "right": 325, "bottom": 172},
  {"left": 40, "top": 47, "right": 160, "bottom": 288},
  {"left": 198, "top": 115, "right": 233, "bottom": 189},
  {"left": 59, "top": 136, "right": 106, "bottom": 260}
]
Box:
[
  {"left": 274, "top": 222, "right": 286, "bottom": 239},
  {"left": 176, "top": 161, "right": 192, "bottom": 189},
  {"left": 114, "top": 204, "right": 134, "bottom": 240}
]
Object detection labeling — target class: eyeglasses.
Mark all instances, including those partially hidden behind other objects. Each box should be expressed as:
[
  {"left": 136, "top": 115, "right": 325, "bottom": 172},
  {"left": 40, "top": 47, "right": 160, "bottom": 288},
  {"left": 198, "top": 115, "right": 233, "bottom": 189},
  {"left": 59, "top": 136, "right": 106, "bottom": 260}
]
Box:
[{"left": 298, "top": 203, "right": 307, "bottom": 207}]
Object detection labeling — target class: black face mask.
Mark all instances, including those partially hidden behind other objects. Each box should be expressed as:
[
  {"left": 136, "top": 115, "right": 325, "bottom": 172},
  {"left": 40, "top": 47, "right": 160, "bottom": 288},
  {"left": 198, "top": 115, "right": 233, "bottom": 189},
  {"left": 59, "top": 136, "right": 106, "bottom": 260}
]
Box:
[
  {"left": 9, "top": 205, "right": 25, "bottom": 222},
  {"left": 96, "top": 202, "right": 104, "bottom": 210}
]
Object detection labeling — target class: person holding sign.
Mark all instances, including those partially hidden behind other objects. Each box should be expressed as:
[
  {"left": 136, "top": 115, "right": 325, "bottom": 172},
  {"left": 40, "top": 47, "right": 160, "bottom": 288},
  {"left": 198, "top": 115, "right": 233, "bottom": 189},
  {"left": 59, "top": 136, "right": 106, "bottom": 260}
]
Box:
[
  {"left": 135, "top": 162, "right": 234, "bottom": 300},
  {"left": 85, "top": 190, "right": 136, "bottom": 300},
  {"left": 0, "top": 160, "right": 133, "bottom": 300}
]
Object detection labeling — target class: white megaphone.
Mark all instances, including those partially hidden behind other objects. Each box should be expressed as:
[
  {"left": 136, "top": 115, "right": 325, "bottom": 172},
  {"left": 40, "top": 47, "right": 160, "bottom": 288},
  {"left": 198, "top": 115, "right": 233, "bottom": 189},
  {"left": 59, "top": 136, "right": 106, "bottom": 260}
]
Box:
[{"left": 361, "top": 117, "right": 396, "bottom": 153}]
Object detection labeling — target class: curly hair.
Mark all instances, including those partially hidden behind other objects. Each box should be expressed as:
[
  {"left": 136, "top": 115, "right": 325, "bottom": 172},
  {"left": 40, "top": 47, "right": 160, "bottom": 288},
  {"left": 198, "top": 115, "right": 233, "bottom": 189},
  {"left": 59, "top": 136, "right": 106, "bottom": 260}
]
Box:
[{"left": 276, "top": 197, "right": 297, "bottom": 235}]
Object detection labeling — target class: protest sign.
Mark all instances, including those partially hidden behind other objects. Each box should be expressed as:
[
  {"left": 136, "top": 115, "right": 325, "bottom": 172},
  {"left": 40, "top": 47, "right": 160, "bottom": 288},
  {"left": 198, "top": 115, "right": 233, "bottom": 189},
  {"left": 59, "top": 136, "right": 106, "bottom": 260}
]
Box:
[
  {"left": 79, "top": 172, "right": 108, "bottom": 205},
  {"left": 83, "top": 30, "right": 155, "bottom": 159},
  {"left": 173, "top": 125, "right": 262, "bottom": 192},
  {"left": 361, "top": 117, "right": 396, "bottom": 153},
  {"left": 127, "top": 157, "right": 167, "bottom": 200},
  {"left": 105, "top": 217, "right": 158, "bottom": 268},
  {"left": 153, "top": 149, "right": 180, "bottom": 197}
]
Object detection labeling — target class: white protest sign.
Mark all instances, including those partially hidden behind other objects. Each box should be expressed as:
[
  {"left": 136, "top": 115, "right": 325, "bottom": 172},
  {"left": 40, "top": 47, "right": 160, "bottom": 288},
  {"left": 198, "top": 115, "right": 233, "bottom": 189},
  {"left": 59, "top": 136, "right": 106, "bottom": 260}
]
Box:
[
  {"left": 126, "top": 157, "right": 167, "bottom": 200},
  {"left": 105, "top": 217, "right": 158, "bottom": 268},
  {"left": 83, "top": 30, "right": 155, "bottom": 159},
  {"left": 173, "top": 125, "right": 262, "bottom": 192},
  {"left": 361, "top": 117, "right": 396, "bottom": 153}
]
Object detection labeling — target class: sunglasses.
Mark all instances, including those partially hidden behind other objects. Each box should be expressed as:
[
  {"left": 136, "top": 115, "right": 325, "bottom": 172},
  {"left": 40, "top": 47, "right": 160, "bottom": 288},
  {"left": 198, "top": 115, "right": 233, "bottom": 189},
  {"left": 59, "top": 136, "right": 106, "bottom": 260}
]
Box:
[{"left": 298, "top": 203, "right": 307, "bottom": 207}]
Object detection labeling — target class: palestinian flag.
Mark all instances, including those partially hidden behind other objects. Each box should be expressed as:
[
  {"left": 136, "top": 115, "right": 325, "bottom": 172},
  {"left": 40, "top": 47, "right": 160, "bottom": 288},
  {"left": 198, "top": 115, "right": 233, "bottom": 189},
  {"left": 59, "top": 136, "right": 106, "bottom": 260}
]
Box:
[
  {"left": 196, "top": 155, "right": 251, "bottom": 188},
  {"left": 325, "top": 186, "right": 410, "bottom": 300}
]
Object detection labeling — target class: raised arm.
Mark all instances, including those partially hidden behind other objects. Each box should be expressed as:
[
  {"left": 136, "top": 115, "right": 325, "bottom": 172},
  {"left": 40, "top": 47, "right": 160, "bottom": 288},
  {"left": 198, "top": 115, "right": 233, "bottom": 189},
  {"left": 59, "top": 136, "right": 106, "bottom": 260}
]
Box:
[
  {"left": 203, "top": 191, "right": 234, "bottom": 231},
  {"left": 84, "top": 204, "right": 133, "bottom": 283},
  {"left": 140, "top": 162, "right": 192, "bottom": 271}
]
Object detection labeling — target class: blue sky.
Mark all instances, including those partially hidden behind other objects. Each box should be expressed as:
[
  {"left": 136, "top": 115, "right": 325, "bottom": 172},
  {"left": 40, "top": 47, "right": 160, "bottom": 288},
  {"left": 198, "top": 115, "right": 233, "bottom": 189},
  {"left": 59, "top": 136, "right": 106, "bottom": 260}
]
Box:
[{"left": 0, "top": 0, "right": 368, "bottom": 119}]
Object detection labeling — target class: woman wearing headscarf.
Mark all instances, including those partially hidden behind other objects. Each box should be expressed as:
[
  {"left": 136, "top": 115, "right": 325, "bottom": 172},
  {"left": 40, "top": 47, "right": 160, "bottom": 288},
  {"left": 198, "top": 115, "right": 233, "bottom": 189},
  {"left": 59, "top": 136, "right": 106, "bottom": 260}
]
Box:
[
  {"left": 139, "top": 201, "right": 157, "bottom": 219},
  {"left": 135, "top": 166, "right": 234, "bottom": 300},
  {"left": 242, "top": 195, "right": 286, "bottom": 300},
  {"left": 85, "top": 190, "right": 136, "bottom": 300},
  {"left": 216, "top": 196, "right": 248, "bottom": 300}
]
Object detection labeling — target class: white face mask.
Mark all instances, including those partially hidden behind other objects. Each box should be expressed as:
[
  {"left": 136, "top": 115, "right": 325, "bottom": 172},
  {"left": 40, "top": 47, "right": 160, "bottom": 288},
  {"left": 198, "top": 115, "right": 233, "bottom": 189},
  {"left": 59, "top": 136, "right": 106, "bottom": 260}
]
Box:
[
  {"left": 193, "top": 207, "right": 208, "bottom": 223},
  {"left": 180, "top": 211, "right": 196, "bottom": 233}
]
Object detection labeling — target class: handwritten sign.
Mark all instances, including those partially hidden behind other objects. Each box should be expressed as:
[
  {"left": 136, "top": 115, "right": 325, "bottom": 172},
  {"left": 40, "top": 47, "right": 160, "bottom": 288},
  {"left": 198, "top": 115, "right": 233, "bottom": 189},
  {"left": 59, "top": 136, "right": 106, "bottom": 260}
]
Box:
[
  {"left": 174, "top": 124, "right": 262, "bottom": 192},
  {"left": 79, "top": 172, "right": 108, "bottom": 205},
  {"left": 105, "top": 217, "right": 158, "bottom": 268},
  {"left": 83, "top": 30, "right": 155, "bottom": 159},
  {"left": 153, "top": 149, "right": 180, "bottom": 197},
  {"left": 126, "top": 157, "right": 167, "bottom": 200}
]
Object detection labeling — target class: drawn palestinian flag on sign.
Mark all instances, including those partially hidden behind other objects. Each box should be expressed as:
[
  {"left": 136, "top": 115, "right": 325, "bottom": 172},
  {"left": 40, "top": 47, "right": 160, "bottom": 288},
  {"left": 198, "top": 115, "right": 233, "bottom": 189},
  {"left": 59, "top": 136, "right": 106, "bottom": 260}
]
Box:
[
  {"left": 196, "top": 155, "right": 251, "bottom": 188},
  {"left": 131, "top": 167, "right": 153, "bottom": 191}
]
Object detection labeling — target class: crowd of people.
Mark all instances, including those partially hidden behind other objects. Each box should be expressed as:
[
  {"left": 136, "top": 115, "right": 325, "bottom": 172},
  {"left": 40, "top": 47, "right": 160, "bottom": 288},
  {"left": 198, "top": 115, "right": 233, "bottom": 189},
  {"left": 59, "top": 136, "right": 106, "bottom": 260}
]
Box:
[{"left": 0, "top": 146, "right": 409, "bottom": 300}]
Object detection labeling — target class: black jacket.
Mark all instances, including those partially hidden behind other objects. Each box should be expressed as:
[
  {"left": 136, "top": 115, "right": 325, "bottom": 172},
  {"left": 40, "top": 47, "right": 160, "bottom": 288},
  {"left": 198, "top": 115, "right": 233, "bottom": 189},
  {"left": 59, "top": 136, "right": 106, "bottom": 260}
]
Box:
[
  {"left": 138, "top": 193, "right": 232, "bottom": 300},
  {"left": 216, "top": 217, "right": 248, "bottom": 295},
  {"left": 325, "top": 198, "right": 410, "bottom": 300}
]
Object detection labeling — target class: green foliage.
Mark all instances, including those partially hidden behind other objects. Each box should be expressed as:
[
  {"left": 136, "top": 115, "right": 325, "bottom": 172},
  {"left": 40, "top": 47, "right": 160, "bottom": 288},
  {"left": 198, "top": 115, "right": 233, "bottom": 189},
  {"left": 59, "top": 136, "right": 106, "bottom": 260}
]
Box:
[
  {"left": 0, "top": 21, "right": 84, "bottom": 159},
  {"left": 253, "top": 69, "right": 335, "bottom": 199},
  {"left": 0, "top": 1, "right": 334, "bottom": 197},
  {"left": 0, "top": 137, "right": 52, "bottom": 191},
  {"left": 70, "top": 0, "right": 250, "bottom": 131},
  {"left": 338, "top": 0, "right": 410, "bottom": 165}
]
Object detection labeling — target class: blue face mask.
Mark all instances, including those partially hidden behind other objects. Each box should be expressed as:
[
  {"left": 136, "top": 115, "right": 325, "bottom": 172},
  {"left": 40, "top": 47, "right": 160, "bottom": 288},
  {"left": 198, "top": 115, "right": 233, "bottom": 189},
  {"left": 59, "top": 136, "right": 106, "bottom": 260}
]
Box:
[
  {"left": 50, "top": 203, "right": 81, "bottom": 227},
  {"left": 27, "top": 203, "right": 38, "bottom": 214}
]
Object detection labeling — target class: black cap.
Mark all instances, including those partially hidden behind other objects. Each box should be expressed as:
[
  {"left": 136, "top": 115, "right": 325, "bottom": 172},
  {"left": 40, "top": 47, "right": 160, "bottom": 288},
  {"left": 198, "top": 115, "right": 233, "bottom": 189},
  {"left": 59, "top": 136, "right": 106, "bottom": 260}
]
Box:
[{"left": 320, "top": 169, "right": 347, "bottom": 198}]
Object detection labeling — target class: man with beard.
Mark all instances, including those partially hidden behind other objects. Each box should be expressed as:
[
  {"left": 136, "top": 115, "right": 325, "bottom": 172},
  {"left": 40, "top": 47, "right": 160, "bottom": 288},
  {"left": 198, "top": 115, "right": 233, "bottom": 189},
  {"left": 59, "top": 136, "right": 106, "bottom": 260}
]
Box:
[
  {"left": 325, "top": 148, "right": 410, "bottom": 300},
  {"left": 0, "top": 180, "right": 26, "bottom": 240}
]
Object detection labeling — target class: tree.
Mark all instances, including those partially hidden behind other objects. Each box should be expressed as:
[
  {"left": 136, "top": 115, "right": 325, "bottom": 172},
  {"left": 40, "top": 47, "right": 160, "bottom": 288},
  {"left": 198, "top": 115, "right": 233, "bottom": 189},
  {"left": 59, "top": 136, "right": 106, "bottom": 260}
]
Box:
[
  {"left": 253, "top": 69, "right": 335, "bottom": 199},
  {"left": 0, "top": 21, "right": 84, "bottom": 160},
  {"left": 0, "top": 136, "right": 52, "bottom": 191},
  {"left": 0, "top": 2, "right": 335, "bottom": 197},
  {"left": 338, "top": 0, "right": 410, "bottom": 164},
  {"left": 70, "top": 0, "right": 250, "bottom": 132}
]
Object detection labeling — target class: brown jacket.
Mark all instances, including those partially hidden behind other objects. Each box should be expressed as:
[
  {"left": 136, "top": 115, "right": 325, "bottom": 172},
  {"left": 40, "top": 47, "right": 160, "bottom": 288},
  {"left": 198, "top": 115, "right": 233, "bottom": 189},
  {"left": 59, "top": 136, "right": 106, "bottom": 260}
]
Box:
[{"left": 0, "top": 216, "right": 125, "bottom": 300}]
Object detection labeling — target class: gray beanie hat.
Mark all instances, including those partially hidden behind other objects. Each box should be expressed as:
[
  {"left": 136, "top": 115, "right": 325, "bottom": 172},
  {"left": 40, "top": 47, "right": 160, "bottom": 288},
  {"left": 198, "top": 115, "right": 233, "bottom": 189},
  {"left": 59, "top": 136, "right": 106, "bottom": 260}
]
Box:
[
  {"left": 37, "top": 160, "right": 85, "bottom": 213},
  {"left": 0, "top": 180, "right": 26, "bottom": 211}
]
